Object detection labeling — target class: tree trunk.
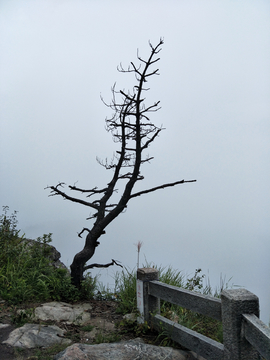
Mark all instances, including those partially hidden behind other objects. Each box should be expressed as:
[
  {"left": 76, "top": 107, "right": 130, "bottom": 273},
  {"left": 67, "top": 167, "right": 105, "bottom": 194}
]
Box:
[{"left": 70, "top": 231, "right": 99, "bottom": 288}]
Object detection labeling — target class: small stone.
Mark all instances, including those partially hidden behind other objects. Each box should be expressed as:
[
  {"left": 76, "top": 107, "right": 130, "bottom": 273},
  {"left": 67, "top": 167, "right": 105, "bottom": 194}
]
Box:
[
  {"left": 84, "top": 328, "right": 98, "bottom": 339},
  {"left": 123, "top": 313, "right": 137, "bottom": 322},
  {"left": 90, "top": 317, "right": 115, "bottom": 331}
]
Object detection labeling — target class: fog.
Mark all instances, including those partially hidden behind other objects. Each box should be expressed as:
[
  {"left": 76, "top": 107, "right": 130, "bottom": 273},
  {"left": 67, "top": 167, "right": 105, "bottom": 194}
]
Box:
[{"left": 0, "top": 1, "right": 269, "bottom": 323}]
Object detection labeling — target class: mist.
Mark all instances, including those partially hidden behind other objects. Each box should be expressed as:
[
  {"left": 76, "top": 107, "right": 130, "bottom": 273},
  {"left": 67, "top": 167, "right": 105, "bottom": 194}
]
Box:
[{"left": 0, "top": 0, "right": 269, "bottom": 323}]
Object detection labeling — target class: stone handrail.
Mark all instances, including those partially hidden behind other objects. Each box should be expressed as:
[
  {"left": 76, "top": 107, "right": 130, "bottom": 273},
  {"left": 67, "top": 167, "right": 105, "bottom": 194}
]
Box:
[
  {"left": 242, "top": 313, "right": 270, "bottom": 359},
  {"left": 137, "top": 268, "right": 270, "bottom": 360}
]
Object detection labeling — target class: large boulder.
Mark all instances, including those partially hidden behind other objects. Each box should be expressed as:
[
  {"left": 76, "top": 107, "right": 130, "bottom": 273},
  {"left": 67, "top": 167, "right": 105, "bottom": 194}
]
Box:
[
  {"left": 54, "top": 339, "right": 196, "bottom": 360},
  {"left": 3, "top": 323, "right": 71, "bottom": 348}
]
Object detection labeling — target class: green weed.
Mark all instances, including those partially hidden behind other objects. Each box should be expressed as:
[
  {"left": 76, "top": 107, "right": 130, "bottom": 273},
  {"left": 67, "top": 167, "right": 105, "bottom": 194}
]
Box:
[
  {"left": 32, "top": 343, "right": 69, "bottom": 359},
  {"left": 113, "top": 267, "right": 137, "bottom": 314},
  {"left": 117, "top": 317, "right": 151, "bottom": 338},
  {"left": 0, "top": 206, "right": 98, "bottom": 305},
  {"left": 81, "top": 324, "right": 94, "bottom": 332},
  {"left": 95, "top": 281, "right": 116, "bottom": 301},
  {"left": 11, "top": 307, "right": 35, "bottom": 326},
  {"left": 93, "top": 330, "right": 121, "bottom": 344}
]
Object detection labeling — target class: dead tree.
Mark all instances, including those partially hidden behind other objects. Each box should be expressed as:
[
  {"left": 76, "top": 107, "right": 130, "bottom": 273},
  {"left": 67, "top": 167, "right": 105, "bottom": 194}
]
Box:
[{"left": 46, "top": 39, "right": 196, "bottom": 288}]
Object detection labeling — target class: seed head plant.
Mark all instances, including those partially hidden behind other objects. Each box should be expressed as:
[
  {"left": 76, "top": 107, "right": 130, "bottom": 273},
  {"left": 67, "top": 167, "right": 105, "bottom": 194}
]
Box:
[{"left": 135, "top": 241, "right": 143, "bottom": 269}]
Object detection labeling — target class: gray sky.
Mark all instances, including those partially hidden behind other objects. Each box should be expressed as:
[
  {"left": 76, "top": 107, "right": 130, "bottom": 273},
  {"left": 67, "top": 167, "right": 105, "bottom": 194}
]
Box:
[{"left": 1, "top": 0, "right": 270, "bottom": 323}]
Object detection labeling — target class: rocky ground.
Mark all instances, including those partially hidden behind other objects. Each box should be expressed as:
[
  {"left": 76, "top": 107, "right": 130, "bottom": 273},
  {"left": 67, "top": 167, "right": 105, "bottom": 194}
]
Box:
[{"left": 0, "top": 299, "right": 197, "bottom": 360}]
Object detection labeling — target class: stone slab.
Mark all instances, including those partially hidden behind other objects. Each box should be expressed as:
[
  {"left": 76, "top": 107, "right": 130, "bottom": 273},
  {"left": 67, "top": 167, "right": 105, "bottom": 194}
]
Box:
[
  {"left": 54, "top": 339, "right": 201, "bottom": 360},
  {"left": 3, "top": 323, "right": 71, "bottom": 348},
  {"left": 34, "top": 301, "right": 92, "bottom": 325}
]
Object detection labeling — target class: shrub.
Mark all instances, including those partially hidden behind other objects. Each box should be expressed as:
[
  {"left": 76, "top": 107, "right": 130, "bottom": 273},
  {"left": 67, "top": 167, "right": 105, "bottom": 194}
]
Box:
[{"left": 0, "top": 206, "right": 97, "bottom": 304}]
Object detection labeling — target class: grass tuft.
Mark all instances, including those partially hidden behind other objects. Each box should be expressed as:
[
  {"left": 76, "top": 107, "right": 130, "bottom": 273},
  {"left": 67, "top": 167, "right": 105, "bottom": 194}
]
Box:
[
  {"left": 0, "top": 206, "right": 97, "bottom": 305},
  {"left": 112, "top": 263, "right": 228, "bottom": 343}
]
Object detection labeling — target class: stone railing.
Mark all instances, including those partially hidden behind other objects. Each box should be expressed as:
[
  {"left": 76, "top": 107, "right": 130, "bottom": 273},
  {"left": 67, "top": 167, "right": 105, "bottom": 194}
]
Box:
[{"left": 136, "top": 268, "right": 270, "bottom": 360}]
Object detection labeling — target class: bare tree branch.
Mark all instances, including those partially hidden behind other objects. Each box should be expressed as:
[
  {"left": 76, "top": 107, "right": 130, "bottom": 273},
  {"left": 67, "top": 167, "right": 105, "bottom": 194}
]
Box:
[
  {"left": 84, "top": 259, "right": 123, "bottom": 271},
  {"left": 130, "top": 179, "right": 197, "bottom": 199},
  {"left": 69, "top": 185, "right": 108, "bottom": 195},
  {"left": 78, "top": 228, "right": 91, "bottom": 238},
  {"left": 45, "top": 184, "right": 100, "bottom": 210}
]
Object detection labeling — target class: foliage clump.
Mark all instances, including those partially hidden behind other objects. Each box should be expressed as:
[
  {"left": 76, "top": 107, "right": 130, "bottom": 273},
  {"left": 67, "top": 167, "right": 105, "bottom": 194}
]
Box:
[{"left": 0, "top": 206, "right": 97, "bottom": 304}]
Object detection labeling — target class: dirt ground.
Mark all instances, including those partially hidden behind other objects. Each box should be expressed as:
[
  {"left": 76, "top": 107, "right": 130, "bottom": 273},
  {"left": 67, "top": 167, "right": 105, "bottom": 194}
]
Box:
[{"left": 0, "top": 299, "right": 173, "bottom": 360}]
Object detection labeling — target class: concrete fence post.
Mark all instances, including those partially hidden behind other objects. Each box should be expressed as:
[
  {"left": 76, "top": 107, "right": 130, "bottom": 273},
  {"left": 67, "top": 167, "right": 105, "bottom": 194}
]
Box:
[
  {"left": 221, "top": 288, "right": 260, "bottom": 360},
  {"left": 137, "top": 268, "right": 160, "bottom": 324}
]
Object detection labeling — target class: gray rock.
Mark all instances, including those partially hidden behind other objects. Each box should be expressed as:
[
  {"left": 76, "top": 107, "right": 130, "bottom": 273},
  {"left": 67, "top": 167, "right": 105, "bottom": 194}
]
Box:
[
  {"left": 22, "top": 238, "right": 69, "bottom": 271},
  {"left": 3, "top": 323, "right": 71, "bottom": 348},
  {"left": 54, "top": 339, "right": 195, "bottom": 360},
  {"left": 0, "top": 324, "right": 10, "bottom": 330},
  {"left": 34, "top": 301, "right": 92, "bottom": 325}
]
